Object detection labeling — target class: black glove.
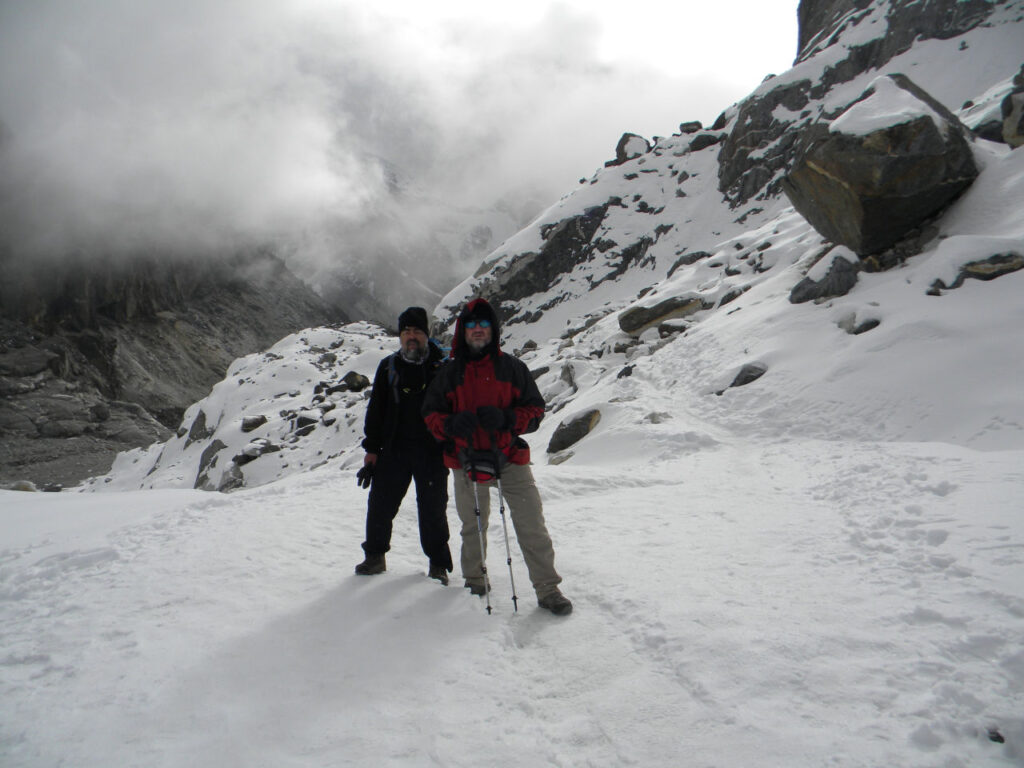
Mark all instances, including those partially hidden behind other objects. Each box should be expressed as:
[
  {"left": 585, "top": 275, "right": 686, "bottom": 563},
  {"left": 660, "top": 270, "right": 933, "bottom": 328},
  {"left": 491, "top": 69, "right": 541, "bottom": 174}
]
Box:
[
  {"left": 356, "top": 464, "right": 374, "bottom": 489},
  {"left": 446, "top": 410, "right": 478, "bottom": 439},
  {"left": 476, "top": 406, "right": 507, "bottom": 431}
]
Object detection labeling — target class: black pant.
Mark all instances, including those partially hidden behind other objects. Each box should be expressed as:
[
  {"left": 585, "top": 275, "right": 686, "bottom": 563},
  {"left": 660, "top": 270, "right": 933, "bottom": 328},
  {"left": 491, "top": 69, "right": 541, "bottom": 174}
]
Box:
[{"left": 363, "top": 445, "right": 452, "bottom": 571}]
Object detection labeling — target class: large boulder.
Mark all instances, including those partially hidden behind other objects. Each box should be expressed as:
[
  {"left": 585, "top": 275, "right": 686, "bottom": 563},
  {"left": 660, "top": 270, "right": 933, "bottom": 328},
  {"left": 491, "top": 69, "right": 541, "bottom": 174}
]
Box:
[
  {"left": 781, "top": 74, "right": 979, "bottom": 256},
  {"left": 606, "top": 133, "right": 651, "bottom": 167},
  {"left": 618, "top": 295, "right": 709, "bottom": 337},
  {"left": 547, "top": 409, "right": 601, "bottom": 454}
]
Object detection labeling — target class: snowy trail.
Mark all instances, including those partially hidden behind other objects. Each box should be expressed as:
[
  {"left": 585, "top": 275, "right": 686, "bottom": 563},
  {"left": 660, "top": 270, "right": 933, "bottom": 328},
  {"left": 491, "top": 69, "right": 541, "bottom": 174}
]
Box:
[{"left": 3, "top": 437, "right": 1023, "bottom": 767}]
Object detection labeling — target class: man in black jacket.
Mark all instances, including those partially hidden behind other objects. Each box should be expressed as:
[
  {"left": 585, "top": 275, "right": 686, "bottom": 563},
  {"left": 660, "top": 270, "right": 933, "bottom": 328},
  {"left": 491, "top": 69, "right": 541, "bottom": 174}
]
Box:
[{"left": 355, "top": 307, "right": 452, "bottom": 584}]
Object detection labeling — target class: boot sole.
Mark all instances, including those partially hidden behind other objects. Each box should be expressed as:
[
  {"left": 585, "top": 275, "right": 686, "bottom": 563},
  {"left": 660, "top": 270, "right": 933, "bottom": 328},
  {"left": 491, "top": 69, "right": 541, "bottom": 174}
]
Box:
[{"left": 542, "top": 605, "right": 572, "bottom": 616}]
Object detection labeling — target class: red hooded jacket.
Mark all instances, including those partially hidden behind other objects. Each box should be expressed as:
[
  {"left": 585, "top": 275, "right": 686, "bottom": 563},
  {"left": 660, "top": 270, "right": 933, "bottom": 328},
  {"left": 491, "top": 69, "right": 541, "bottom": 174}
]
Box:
[{"left": 422, "top": 298, "right": 545, "bottom": 469}]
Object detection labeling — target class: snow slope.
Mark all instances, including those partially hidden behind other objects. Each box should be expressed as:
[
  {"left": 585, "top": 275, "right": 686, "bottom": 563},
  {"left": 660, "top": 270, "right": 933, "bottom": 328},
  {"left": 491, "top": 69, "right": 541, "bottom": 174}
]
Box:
[{"left": 2, "top": 422, "right": 1022, "bottom": 766}]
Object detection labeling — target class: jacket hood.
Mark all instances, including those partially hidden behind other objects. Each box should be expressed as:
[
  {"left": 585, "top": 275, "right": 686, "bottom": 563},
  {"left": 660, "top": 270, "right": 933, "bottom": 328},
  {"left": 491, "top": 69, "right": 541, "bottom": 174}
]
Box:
[{"left": 452, "top": 297, "right": 501, "bottom": 360}]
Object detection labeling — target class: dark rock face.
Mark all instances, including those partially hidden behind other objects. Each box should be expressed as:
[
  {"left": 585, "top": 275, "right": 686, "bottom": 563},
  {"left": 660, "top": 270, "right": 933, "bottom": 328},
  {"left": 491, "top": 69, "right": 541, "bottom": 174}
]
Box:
[
  {"left": 468, "top": 205, "right": 610, "bottom": 317},
  {"left": 718, "top": 79, "right": 813, "bottom": 206},
  {"left": 0, "top": 251, "right": 344, "bottom": 487},
  {"left": 797, "top": 0, "right": 995, "bottom": 64},
  {"left": 781, "top": 75, "right": 979, "bottom": 256},
  {"left": 797, "top": 0, "right": 870, "bottom": 58}
]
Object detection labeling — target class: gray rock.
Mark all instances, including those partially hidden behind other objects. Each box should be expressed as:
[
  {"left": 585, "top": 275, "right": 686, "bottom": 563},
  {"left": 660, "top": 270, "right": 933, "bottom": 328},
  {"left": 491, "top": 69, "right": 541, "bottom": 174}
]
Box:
[
  {"left": 38, "top": 419, "right": 89, "bottom": 438},
  {"left": 4, "top": 480, "right": 39, "bottom": 492},
  {"left": 790, "top": 255, "right": 860, "bottom": 304},
  {"left": 0, "top": 347, "right": 58, "bottom": 377},
  {"left": 194, "top": 439, "right": 228, "bottom": 490},
  {"left": 928, "top": 253, "right": 1024, "bottom": 294},
  {"left": 688, "top": 132, "right": 726, "bottom": 153},
  {"left": 547, "top": 409, "right": 601, "bottom": 453},
  {"left": 217, "top": 463, "right": 246, "bottom": 492},
  {"left": 716, "top": 364, "right": 768, "bottom": 395},
  {"left": 242, "top": 415, "right": 268, "bottom": 433},
  {"left": 782, "top": 75, "right": 978, "bottom": 256},
  {"left": 606, "top": 133, "right": 651, "bottom": 166},
  {"left": 186, "top": 410, "right": 214, "bottom": 446},
  {"left": 618, "top": 296, "right": 708, "bottom": 337},
  {"left": 341, "top": 371, "right": 371, "bottom": 392}
]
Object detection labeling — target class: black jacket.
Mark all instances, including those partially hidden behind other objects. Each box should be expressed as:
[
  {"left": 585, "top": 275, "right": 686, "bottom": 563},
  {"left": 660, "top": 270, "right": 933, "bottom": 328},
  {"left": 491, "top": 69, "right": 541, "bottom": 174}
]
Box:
[{"left": 362, "top": 341, "right": 446, "bottom": 456}]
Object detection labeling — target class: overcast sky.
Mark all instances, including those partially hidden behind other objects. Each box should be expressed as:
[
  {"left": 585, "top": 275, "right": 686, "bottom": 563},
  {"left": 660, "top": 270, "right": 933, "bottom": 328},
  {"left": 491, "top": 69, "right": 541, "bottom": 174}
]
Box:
[{"left": 0, "top": 0, "right": 799, "bottom": 263}]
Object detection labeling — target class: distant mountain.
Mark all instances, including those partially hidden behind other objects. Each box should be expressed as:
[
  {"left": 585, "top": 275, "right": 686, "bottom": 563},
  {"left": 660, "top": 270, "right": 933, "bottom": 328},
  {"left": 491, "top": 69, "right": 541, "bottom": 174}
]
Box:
[{"left": 0, "top": 251, "right": 344, "bottom": 488}]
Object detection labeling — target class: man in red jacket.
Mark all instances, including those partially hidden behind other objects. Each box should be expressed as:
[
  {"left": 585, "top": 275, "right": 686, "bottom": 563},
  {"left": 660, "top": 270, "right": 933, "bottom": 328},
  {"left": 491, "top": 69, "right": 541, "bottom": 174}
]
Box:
[{"left": 423, "top": 298, "right": 572, "bottom": 616}]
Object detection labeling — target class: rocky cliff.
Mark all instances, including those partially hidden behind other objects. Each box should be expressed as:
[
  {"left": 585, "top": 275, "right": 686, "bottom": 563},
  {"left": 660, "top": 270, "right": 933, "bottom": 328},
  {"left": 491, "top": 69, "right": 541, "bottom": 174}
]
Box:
[{"left": 0, "top": 251, "right": 344, "bottom": 488}]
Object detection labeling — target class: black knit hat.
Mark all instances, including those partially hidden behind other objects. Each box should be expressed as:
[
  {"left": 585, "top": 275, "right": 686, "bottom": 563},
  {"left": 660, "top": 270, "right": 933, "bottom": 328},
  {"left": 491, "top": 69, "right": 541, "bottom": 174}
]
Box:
[{"left": 398, "top": 306, "right": 429, "bottom": 335}]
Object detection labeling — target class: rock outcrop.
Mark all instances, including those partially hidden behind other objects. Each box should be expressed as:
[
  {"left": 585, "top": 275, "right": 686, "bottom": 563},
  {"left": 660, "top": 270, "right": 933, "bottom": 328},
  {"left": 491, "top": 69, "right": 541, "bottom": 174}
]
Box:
[
  {"left": 618, "top": 296, "right": 708, "bottom": 337},
  {"left": 720, "top": 0, "right": 1004, "bottom": 207},
  {"left": 547, "top": 409, "right": 601, "bottom": 454},
  {"left": 607, "top": 133, "right": 652, "bottom": 167},
  {"left": 781, "top": 75, "right": 978, "bottom": 256}
]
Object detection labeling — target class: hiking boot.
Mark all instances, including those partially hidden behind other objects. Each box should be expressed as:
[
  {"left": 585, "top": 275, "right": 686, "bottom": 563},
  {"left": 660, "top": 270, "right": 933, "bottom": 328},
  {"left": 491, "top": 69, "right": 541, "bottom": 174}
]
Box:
[
  {"left": 538, "top": 589, "right": 573, "bottom": 616},
  {"left": 428, "top": 561, "right": 449, "bottom": 585},
  {"left": 465, "top": 579, "right": 489, "bottom": 596},
  {"left": 354, "top": 553, "right": 386, "bottom": 575}
]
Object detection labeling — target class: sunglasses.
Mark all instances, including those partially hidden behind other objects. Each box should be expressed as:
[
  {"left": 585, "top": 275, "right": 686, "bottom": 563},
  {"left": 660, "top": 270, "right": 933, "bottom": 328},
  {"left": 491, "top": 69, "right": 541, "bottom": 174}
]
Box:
[{"left": 464, "top": 319, "right": 491, "bottom": 329}]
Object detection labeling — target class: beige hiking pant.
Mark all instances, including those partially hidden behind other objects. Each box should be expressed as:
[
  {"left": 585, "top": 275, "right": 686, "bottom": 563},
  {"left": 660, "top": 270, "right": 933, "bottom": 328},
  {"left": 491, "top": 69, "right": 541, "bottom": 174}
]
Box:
[{"left": 453, "top": 462, "right": 562, "bottom": 598}]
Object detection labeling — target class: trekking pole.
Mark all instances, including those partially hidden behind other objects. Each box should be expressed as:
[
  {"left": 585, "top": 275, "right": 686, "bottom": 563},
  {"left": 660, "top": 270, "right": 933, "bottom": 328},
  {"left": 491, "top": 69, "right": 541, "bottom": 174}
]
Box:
[
  {"left": 468, "top": 439, "right": 493, "bottom": 615},
  {"left": 491, "top": 441, "right": 519, "bottom": 613}
]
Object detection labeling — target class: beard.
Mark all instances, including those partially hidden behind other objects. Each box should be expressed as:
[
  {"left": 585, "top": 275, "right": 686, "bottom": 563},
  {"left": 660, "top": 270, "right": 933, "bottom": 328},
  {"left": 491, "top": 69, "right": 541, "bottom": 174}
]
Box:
[
  {"left": 400, "top": 339, "right": 428, "bottom": 363},
  {"left": 465, "top": 337, "right": 489, "bottom": 355}
]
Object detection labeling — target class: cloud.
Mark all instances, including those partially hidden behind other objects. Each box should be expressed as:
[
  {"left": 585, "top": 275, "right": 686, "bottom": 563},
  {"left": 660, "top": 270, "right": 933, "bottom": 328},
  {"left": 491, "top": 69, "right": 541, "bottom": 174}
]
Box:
[{"left": 0, "top": 0, "right": 790, "bottom": 284}]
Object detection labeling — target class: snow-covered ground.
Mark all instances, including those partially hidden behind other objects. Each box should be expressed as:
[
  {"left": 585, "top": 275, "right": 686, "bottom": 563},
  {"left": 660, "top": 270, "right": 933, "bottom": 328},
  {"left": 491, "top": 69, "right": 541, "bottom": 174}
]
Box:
[{"left": 2, "top": 408, "right": 1022, "bottom": 766}]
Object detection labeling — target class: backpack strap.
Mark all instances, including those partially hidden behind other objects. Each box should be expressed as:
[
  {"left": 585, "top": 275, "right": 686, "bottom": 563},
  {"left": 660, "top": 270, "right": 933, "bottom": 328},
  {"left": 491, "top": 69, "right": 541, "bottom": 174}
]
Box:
[{"left": 387, "top": 353, "right": 400, "bottom": 404}]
